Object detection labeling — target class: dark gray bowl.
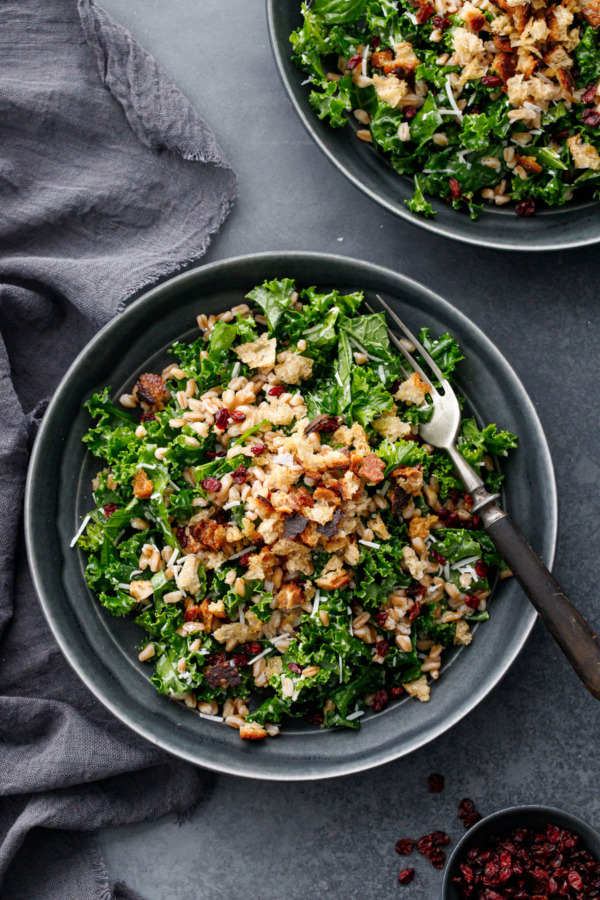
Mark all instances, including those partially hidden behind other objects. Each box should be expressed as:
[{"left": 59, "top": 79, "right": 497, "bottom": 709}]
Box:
[
  {"left": 443, "top": 805, "right": 600, "bottom": 898},
  {"left": 266, "top": 1, "right": 600, "bottom": 251},
  {"left": 25, "top": 252, "right": 556, "bottom": 780}
]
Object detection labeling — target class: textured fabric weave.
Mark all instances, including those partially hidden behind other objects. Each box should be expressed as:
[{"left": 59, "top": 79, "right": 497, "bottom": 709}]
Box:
[{"left": 0, "top": 1, "right": 236, "bottom": 896}]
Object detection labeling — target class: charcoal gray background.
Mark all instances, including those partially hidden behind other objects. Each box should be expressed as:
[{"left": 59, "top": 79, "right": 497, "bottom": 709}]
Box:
[{"left": 95, "top": 1, "right": 600, "bottom": 897}]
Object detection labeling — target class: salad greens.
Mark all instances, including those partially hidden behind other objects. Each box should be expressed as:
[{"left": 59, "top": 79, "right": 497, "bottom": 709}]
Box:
[
  {"left": 291, "top": 0, "right": 600, "bottom": 217},
  {"left": 76, "top": 278, "right": 516, "bottom": 738}
]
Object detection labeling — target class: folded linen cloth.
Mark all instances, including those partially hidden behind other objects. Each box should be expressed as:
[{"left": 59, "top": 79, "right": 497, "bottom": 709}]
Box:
[{"left": 0, "top": 1, "right": 236, "bottom": 897}]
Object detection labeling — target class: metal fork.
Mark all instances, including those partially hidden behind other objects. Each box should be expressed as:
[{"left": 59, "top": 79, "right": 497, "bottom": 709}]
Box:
[{"left": 370, "top": 294, "right": 600, "bottom": 700}]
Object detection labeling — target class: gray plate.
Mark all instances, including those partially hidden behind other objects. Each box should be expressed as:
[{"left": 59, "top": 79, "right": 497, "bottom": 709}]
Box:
[
  {"left": 25, "top": 252, "right": 556, "bottom": 781},
  {"left": 266, "top": 1, "right": 600, "bottom": 252}
]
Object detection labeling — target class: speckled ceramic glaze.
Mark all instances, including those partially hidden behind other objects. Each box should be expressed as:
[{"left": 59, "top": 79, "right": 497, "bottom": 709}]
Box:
[
  {"left": 267, "top": 2, "right": 600, "bottom": 252},
  {"left": 25, "top": 252, "right": 556, "bottom": 780}
]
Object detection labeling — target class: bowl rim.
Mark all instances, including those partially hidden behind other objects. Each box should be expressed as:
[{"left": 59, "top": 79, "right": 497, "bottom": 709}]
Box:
[
  {"left": 265, "top": 0, "right": 600, "bottom": 253},
  {"left": 442, "top": 804, "right": 600, "bottom": 897},
  {"left": 24, "top": 251, "right": 558, "bottom": 780}
]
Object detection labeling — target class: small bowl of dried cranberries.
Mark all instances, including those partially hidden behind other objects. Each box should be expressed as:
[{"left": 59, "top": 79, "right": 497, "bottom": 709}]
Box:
[{"left": 442, "top": 805, "right": 600, "bottom": 899}]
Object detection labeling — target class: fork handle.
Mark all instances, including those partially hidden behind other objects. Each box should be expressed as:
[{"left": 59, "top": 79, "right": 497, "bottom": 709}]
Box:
[{"left": 484, "top": 511, "right": 600, "bottom": 700}]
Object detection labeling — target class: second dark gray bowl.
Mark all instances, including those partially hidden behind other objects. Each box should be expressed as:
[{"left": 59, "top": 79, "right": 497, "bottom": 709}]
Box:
[
  {"left": 443, "top": 805, "right": 600, "bottom": 898},
  {"left": 267, "top": 1, "right": 600, "bottom": 251}
]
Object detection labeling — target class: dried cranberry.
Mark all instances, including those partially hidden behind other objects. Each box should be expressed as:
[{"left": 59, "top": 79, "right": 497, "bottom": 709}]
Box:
[
  {"left": 458, "top": 798, "right": 475, "bottom": 819},
  {"left": 215, "top": 407, "right": 230, "bottom": 430},
  {"left": 201, "top": 477, "right": 222, "bottom": 492},
  {"left": 230, "top": 409, "right": 246, "bottom": 422},
  {"left": 515, "top": 198, "right": 536, "bottom": 217},
  {"left": 346, "top": 53, "right": 362, "bottom": 70},
  {"left": 464, "top": 812, "right": 483, "bottom": 829},
  {"left": 375, "top": 609, "right": 388, "bottom": 627},
  {"left": 449, "top": 176, "right": 461, "bottom": 198},
  {"left": 370, "top": 35, "right": 381, "bottom": 49},
  {"left": 238, "top": 553, "right": 251, "bottom": 567},
  {"left": 475, "top": 559, "right": 489, "bottom": 578},
  {"left": 428, "top": 773, "right": 445, "bottom": 793},
  {"left": 241, "top": 641, "right": 261, "bottom": 655},
  {"left": 140, "top": 412, "right": 156, "bottom": 422},
  {"left": 485, "top": 862, "right": 500, "bottom": 879},
  {"left": 465, "top": 594, "right": 480, "bottom": 610},
  {"left": 175, "top": 526, "right": 188, "bottom": 548},
  {"left": 404, "top": 105, "right": 417, "bottom": 120},
  {"left": 460, "top": 863, "right": 475, "bottom": 884},
  {"left": 372, "top": 689, "right": 389, "bottom": 712},
  {"left": 398, "top": 868, "right": 415, "bottom": 885},
  {"left": 287, "top": 662, "right": 302, "bottom": 674},
  {"left": 430, "top": 548, "right": 447, "bottom": 566},
  {"left": 104, "top": 503, "right": 118, "bottom": 518},
  {"left": 429, "top": 848, "right": 446, "bottom": 869},
  {"left": 418, "top": 835, "right": 435, "bottom": 856},
  {"left": 498, "top": 866, "right": 513, "bottom": 882},
  {"left": 432, "top": 831, "right": 451, "bottom": 846},
  {"left": 582, "top": 109, "right": 600, "bottom": 127},
  {"left": 269, "top": 385, "right": 285, "bottom": 397},
  {"left": 568, "top": 871, "right": 584, "bottom": 891},
  {"left": 389, "top": 685, "right": 404, "bottom": 699},
  {"left": 232, "top": 653, "right": 249, "bottom": 668},
  {"left": 231, "top": 465, "right": 249, "bottom": 484},
  {"left": 396, "top": 839, "right": 415, "bottom": 855},
  {"left": 250, "top": 443, "right": 265, "bottom": 455},
  {"left": 582, "top": 83, "right": 598, "bottom": 104},
  {"left": 407, "top": 584, "right": 426, "bottom": 598},
  {"left": 482, "top": 75, "right": 503, "bottom": 86},
  {"left": 408, "top": 602, "right": 422, "bottom": 622},
  {"left": 465, "top": 104, "right": 482, "bottom": 115},
  {"left": 375, "top": 639, "right": 389, "bottom": 658},
  {"left": 546, "top": 825, "right": 562, "bottom": 844},
  {"left": 432, "top": 14, "right": 451, "bottom": 28},
  {"left": 305, "top": 711, "right": 324, "bottom": 725},
  {"left": 416, "top": 3, "right": 434, "bottom": 23}
]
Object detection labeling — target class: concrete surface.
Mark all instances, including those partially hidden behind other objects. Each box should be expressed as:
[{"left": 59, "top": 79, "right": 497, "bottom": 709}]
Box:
[{"left": 96, "top": 1, "right": 600, "bottom": 897}]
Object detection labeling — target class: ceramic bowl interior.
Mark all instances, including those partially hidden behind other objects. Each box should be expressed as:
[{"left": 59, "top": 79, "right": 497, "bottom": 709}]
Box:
[
  {"left": 26, "top": 252, "right": 556, "bottom": 780},
  {"left": 443, "top": 805, "right": 600, "bottom": 898},
  {"left": 266, "top": 1, "right": 600, "bottom": 251}
]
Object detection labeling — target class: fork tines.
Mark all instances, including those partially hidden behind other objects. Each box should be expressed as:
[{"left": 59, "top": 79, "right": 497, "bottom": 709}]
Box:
[{"left": 366, "top": 294, "right": 445, "bottom": 393}]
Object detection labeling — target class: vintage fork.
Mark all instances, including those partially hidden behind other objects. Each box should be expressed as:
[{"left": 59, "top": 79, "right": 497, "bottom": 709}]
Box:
[{"left": 370, "top": 294, "right": 600, "bottom": 700}]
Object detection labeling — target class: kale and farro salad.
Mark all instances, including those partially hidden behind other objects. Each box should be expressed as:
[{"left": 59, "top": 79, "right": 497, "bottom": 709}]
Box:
[
  {"left": 74, "top": 280, "right": 517, "bottom": 741},
  {"left": 291, "top": 0, "right": 600, "bottom": 217}
]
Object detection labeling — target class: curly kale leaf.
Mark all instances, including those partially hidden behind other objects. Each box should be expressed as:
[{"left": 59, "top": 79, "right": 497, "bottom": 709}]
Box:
[
  {"left": 405, "top": 175, "right": 436, "bottom": 219},
  {"left": 418, "top": 328, "right": 464, "bottom": 379},
  {"left": 376, "top": 437, "right": 431, "bottom": 473},
  {"left": 309, "top": 79, "right": 352, "bottom": 128},
  {"left": 575, "top": 25, "right": 600, "bottom": 84},
  {"left": 313, "top": 0, "right": 368, "bottom": 23},
  {"left": 246, "top": 277, "right": 296, "bottom": 335},
  {"left": 349, "top": 366, "right": 394, "bottom": 427},
  {"left": 458, "top": 417, "right": 517, "bottom": 466}
]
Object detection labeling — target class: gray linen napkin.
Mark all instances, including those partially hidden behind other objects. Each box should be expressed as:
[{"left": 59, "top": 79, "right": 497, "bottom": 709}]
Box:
[{"left": 0, "top": 0, "right": 236, "bottom": 897}]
